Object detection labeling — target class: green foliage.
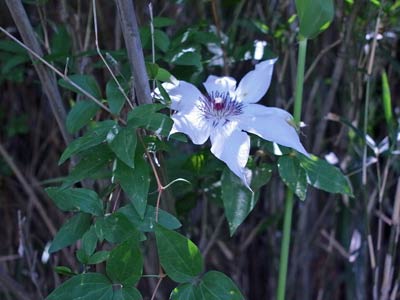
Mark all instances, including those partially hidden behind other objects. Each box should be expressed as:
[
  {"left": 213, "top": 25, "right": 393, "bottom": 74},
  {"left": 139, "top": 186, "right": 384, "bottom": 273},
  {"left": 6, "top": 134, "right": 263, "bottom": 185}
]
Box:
[
  {"left": 94, "top": 212, "right": 140, "bottom": 244},
  {"left": 49, "top": 213, "right": 91, "bottom": 253},
  {"left": 278, "top": 155, "right": 307, "bottom": 201},
  {"left": 118, "top": 204, "right": 181, "bottom": 232},
  {"left": 298, "top": 155, "right": 353, "bottom": 196},
  {"left": 115, "top": 155, "right": 150, "bottom": 219},
  {"left": 46, "top": 273, "right": 142, "bottom": 300},
  {"left": 127, "top": 103, "right": 172, "bottom": 136},
  {"left": 59, "top": 74, "right": 102, "bottom": 99},
  {"left": 66, "top": 101, "right": 100, "bottom": 134},
  {"left": 295, "top": 0, "right": 334, "bottom": 38},
  {"left": 107, "top": 126, "right": 137, "bottom": 169},
  {"left": 59, "top": 120, "right": 116, "bottom": 164},
  {"left": 106, "top": 79, "right": 127, "bottom": 115},
  {"left": 106, "top": 238, "right": 143, "bottom": 286},
  {"left": 222, "top": 164, "right": 272, "bottom": 235},
  {"left": 19, "top": 5, "right": 359, "bottom": 299},
  {"left": 46, "top": 187, "right": 103, "bottom": 216},
  {"left": 155, "top": 225, "right": 203, "bottom": 283},
  {"left": 170, "top": 271, "right": 244, "bottom": 300}
]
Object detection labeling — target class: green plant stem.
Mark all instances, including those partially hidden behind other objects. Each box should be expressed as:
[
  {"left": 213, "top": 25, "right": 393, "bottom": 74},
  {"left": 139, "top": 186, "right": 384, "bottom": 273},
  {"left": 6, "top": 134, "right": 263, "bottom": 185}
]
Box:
[
  {"left": 294, "top": 38, "right": 308, "bottom": 122},
  {"left": 277, "top": 189, "right": 294, "bottom": 300},
  {"left": 277, "top": 37, "right": 308, "bottom": 300}
]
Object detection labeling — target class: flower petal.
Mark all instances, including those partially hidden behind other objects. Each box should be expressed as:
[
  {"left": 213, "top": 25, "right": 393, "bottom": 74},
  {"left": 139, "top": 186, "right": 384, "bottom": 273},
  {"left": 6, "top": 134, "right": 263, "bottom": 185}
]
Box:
[
  {"left": 203, "top": 75, "right": 236, "bottom": 96},
  {"left": 237, "top": 104, "right": 309, "bottom": 156},
  {"left": 210, "top": 121, "right": 251, "bottom": 186},
  {"left": 235, "top": 58, "right": 277, "bottom": 103},
  {"left": 170, "top": 106, "right": 211, "bottom": 145},
  {"left": 161, "top": 81, "right": 202, "bottom": 112}
]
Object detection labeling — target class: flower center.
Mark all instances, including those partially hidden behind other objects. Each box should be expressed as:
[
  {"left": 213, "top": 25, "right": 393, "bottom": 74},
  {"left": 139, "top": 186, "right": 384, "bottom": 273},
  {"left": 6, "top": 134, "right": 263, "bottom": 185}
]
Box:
[{"left": 197, "top": 91, "right": 243, "bottom": 127}]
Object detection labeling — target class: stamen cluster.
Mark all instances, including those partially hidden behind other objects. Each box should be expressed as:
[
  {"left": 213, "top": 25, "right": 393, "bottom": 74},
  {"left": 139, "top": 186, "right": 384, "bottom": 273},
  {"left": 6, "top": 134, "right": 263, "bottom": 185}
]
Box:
[{"left": 197, "top": 91, "right": 243, "bottom": 127}]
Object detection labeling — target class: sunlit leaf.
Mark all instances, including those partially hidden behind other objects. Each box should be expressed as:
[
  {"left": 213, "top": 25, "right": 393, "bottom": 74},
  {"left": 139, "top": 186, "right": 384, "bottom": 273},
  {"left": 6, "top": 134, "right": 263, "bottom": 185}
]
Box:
[
  {"left": 170, "top": 271, "right": 244, "bottom": 300},
  {"left": 278, "top": 155, "right": 307, "bottom": 200},
  {"left": 155, "top": 224, "right": 203, "bottom": 283},
  {"left": 298, "top": 155, "right": 353, "bottom": 196},
  {"left": 295, "top": 0, "right": 334, "bottom": 38}
]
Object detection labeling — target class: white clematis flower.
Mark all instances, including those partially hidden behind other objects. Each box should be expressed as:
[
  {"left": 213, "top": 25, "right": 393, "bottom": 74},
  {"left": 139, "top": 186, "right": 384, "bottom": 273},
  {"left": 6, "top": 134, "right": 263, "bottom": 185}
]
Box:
[{"left": 159, "top": 59, "right": 309, "bottom": 187}]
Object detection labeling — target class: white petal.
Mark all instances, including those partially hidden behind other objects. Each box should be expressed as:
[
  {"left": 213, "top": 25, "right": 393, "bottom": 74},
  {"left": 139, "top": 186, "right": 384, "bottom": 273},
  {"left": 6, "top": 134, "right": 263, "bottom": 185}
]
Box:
[
  {"left": 170, "top": 106, "right": 211, "bottom": 145},
  {"left": 162, "top": 81, "right": 202, "bottom": 112},
  {"left": 237, "top": 104, "right": 309, "bottom": 157},
  {"left": 235, "top": 58, "right": 277, "bottom": 103},
  {"left": 203, "top": 75, "right": 236, "bottom": 96},
  {"left": 210, "top": 121, "right": 251, "bottom": 186}
]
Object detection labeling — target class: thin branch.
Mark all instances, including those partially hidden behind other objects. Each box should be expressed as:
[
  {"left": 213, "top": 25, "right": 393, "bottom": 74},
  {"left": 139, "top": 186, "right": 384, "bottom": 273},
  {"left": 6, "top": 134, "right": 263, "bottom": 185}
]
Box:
[
  {"left": 0, "top": 26, "right": 113, "bottom": 116},
  {"left": 0, "top": 143, "right": 57, "bottom": 237},
  {"left": 115, "top": 0, "right": 153, "bottom": 105},
  {"left": 92, "top": 0, "right": 133, "bottom": 109},
  {"left": 4, "top": 0, "right": 71, "bottom": 145}
]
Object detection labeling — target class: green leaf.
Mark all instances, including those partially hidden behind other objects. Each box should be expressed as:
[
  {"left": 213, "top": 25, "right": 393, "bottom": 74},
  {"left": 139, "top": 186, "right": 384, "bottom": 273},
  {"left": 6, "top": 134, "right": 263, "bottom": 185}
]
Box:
[
  {"left": 127, "top": 104, "right": 172, "bottom": 137},
  {"left": 87, "top": 251, "right": 110, "bottom": 265},
  {"left": 106, "top": 79, "right": 126, "bottom": 115},
  {"left": 82, "top": 225, "right": 98, "bottom": 256},
  {"left": 381, "top": 71, "right": 394, "bottom": 129},
  {"left": 295, "top": 0, "right": 334, "bottom": 38},
  {"left": 46, "top": 273, "right": 113, "bottom": 300},
  {"left": 76, "top": 248, "right": 89, "bottom": 264},
  {"left": 107, "top": 126, "right": 137, "bottom": 169},
  {"left": 59, "top": 120, "right": 116, "bottom": 164},
  {"left": 112, "top": 287, "right": 143, "bottom": 300},
  {"left": 222, "top": 164, "right": 272, "bottom": 235},
  {"left": 46, "top": 272, "right": 142, "bottom": 300},
  {"left": 54, "top": 266, "right": 76, "bottom": 276},
  {"left": 118, "top": 204, "right": 181, "bottom": 232},
  {"left": 146, "top": 62, "right": 159, "bottom": 79},
  {"left": 49, "top": 213, "right": 92, "bottom": 253},
  {"left": 115, "top": 155, "right": 150, "bottom": 219},
  {"left": 155, "top": 67, "right": 173, "bottom": 82},
  {"left": 66, "top": 101, "right": 100, "bottom": 134},
  {"left": 127, "top": 103, "right": 166, "bottom": 119},
  {"left": 62, "top": 144, "right": 113, "bottom": 187},
  {"left": 171, "top": 49, "right": 202, "bottom": 69},
  {"left": 155, "top": 29, "right": 170, "bottom": 52},
  {"left": 0, "top": 40, "right": 28, "bottom": 55},
  {"left": 94, "top": 212, "right": 140, "bottom": 244},
  {"left": 155, "top": 225, "right": 203, "bottom": 283},
  {"left": 153, "top": 17, "right": 176, "bottom": 28},
  {"left": 106, "top": 238, "right": 143, "bottom": 285},
  {"left": 1, "top": 55, "right": 30, "bottom": 75},
  {"left": 46, "top": 187, "right": 103, "bottom": 216},
  {"left": 170, "top": 271, "right": 244, "bottom": 300},
  {"left": 298, "top": 155, "right": 353, "bottom": 196},
  {"left": 51, "top": 26, "right": 71, "bottom": 56},
  {"left": 59, "top": 74, "right": 102, "bottom": 99},
  {"left": 277, "top": 156, "right": 308, "bottom": 201}
]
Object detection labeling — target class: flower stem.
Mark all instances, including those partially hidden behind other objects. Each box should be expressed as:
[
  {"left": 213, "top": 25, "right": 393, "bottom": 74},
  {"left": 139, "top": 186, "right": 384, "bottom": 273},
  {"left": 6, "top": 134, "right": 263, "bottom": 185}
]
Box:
[
  {"left": 277, "top": 37, "right": 308, "bottom": 300},
  {"left": 293, "top": 38, "right": 308, "bottom": 124},
  {"left": 277, "top": 189, "right": 294, "bottom": 300}
]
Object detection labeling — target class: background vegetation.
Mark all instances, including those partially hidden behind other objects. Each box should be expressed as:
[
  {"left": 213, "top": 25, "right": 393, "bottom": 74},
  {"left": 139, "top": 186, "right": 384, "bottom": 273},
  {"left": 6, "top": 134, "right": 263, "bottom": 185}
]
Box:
[{"left": 0, "top": 0, "right": 399, "bottom": 299}]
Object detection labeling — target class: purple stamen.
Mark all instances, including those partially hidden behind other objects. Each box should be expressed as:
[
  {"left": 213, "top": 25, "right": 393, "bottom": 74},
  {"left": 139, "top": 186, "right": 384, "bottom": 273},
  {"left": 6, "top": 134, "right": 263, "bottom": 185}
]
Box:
[{"left": 197, "top": 91, "right": 243, "bottom": 127}]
